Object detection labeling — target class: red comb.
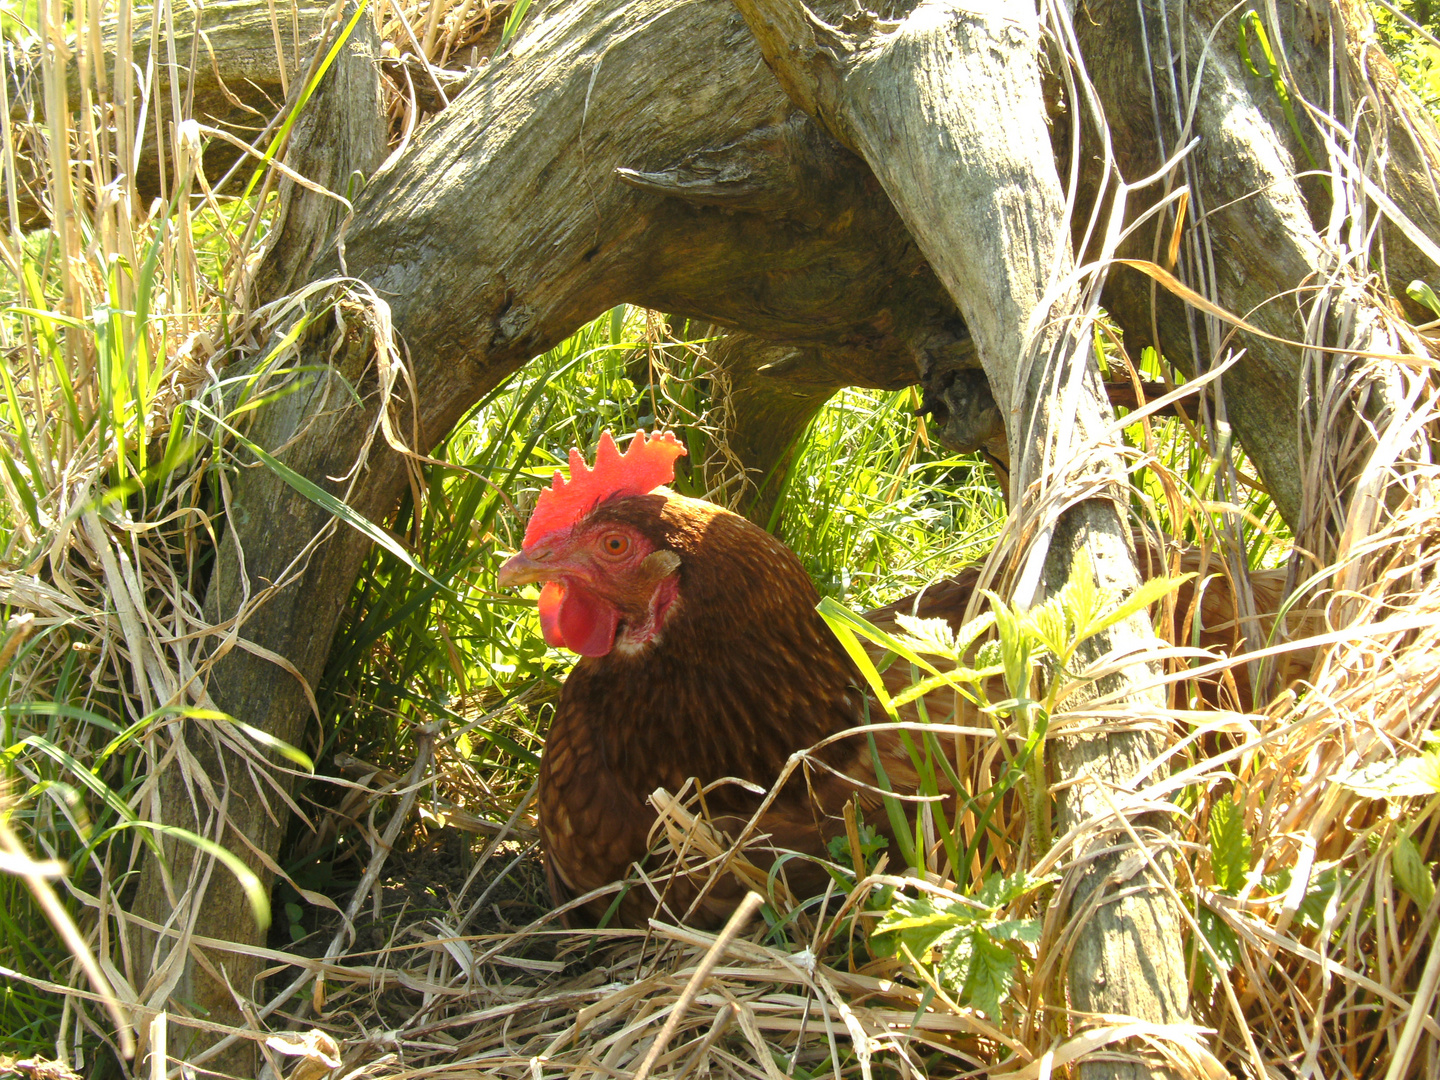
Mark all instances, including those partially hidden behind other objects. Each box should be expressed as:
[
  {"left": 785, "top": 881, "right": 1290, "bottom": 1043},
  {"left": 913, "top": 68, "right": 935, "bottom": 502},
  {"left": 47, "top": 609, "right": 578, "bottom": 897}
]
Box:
[{"left": 523, "top": 430, "right": 687, "bottom": 547}]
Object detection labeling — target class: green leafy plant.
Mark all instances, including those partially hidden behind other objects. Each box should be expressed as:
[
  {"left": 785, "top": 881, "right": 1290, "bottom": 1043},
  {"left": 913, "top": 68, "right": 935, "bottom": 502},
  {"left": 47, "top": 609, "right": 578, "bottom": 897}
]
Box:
[
  {"left": 1334, "top": 736, "right": 1440, "bottom": 799},
  {"left": 1374, "top": 0, "right": 1440, "bottom": 114},
  {"left": 822, "top": 549, "right": 1192, "bottom": 869},
  {"left": 872, "top": 871, "right": 1054, "bottom": 1021},
  {"left": 1332, "top": 736, "right": 1440, "bottom": 911},
  {"left": 815, "top": 549, "right": 1195, "bottom": 1027},
  {"left": 1194, "top": 792, "right": 1252, "bottom": 976}
]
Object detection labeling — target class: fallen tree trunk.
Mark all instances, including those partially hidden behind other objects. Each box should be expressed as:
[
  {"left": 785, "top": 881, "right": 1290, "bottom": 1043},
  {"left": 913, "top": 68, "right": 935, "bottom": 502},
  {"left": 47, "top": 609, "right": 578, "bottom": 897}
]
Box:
[
  {"left": 1074, "top": 0, "right": 1440, "bottom": 544},
  {"left": 124, "top": 5, "right": 388, "bottom": 1068}
]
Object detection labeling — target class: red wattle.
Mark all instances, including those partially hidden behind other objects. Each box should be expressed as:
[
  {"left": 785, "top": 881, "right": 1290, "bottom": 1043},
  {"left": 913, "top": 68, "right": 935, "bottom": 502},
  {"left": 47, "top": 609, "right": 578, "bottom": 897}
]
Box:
[
  {"left": 558, "top": 584, "right": 620, "bottom": 657},
  {"left": 537, "top": 579, "right": 620, "bottom": 657},
  {"left": 537, "top": 581, "right": 569, "bottom": 648}
]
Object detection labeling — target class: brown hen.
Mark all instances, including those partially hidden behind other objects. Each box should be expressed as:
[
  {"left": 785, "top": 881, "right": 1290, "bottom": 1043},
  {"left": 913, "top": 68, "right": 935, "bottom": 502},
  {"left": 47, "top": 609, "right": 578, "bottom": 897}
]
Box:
[{"left": 499, "top": 431, "right": 1299, "bottom": 927}]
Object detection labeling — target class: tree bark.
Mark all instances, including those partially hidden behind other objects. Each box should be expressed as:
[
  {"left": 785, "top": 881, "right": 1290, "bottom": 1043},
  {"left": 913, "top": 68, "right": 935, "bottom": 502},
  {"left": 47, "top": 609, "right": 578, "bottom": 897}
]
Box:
[
  {"left": 253, "top": 0, "right": 389, "bottom": 302},
  {"left": 701, "top": 329, "right": 953, "bottom": 525},
  {"left": 730, "top": 1, "right": 1187, "bottom": 1074},
  {"left": 1073, "top": 0, "right": 1440, "bottom": 540},
  {"left": 701, "top": 333, "right": 837, "bottom": 524},
  {"left": 126, "top": 7, "right": 389, "bottom": 1072}
]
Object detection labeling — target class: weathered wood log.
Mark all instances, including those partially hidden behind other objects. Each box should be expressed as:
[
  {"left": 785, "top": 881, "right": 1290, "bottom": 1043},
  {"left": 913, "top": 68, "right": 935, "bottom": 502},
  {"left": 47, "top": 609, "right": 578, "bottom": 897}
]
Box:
[
  {"left": 1072, "top": 0, "right": 1440, "bottom": 538},
  {"left": 702, "top": 332, "right": 846, "bottom": 524},
  {"left": 253, "top": 0, "right": 389, "bottom": 301},
  {"left": 124, "top": 7, "right": 386, "bottom": 1072}
]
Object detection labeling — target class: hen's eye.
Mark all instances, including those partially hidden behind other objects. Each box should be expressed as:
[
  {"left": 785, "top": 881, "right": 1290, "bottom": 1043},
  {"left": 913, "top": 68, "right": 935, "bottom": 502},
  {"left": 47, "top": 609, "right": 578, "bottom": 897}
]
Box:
[{"left": 601, "top": 533, "right": 630, "bottom": 556}]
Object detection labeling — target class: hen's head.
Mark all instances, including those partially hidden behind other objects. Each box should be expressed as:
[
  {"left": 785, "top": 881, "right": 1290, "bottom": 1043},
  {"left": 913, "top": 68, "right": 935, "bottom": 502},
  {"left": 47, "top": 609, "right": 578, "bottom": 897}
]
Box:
[{"left": 498, "top": 431, "right": 689, "bottom": 657}]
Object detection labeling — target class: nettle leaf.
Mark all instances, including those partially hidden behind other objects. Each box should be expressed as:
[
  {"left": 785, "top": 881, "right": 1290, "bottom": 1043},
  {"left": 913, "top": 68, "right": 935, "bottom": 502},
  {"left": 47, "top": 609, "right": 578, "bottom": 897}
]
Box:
[
  {"left": 1263, "top": 863, "right": 1345, "bottom": 931},
  {"left": 1209, "top": 794, "right": 1252, "bottom": 895},
  {"left": 932, "top": 924, "right": 976, "bottom": 985},
  {"left": 985, "top": 595, "right": 1031, "bottom": 695},
  {"left": 1059, "top": 549, "right": 1101, "bottom": 629},
  {"left": 1336, "top": 750, "right": 1440, "bottom": 799},
  {"left": 1024, "top": 600, "right": 1071, "bottom": 660},
  {"left": 876, "top": 881, "right": 1044, "bottom": 1020},
  {"left": 1392, "top": 834, "right": 1437, "bottom": 909},
  {"left": 952, "top": 611, "right": 997, "bottom": 659},
  {"left": 875, "top": 892, "right": 969, "bottom": 934},
  {"left": 958, "top": 931, "right": 1017, "bottom": 1020},
  {"left": 894, "top": 611, "right": 998, "bottom": 663},
  {"left": 1085, "top": 572, "right": 1194, "bottom": 641},
  {"left": 881, "top": 915, "right": 961, "bottom": 938},
  {"left": 893, "top": 614, "right": 959, "bottom": 657},
  {"left": 974, "top": 869, "right": 1057, "bottom": 909},
  {"left": 988, "top": 918, "right": 1043, "bottom": 944},
  {"left": 874, "top": 894, "right": 964, "bottom": 964},
  {"left": 1196, "top": 903, "right": 1241, "bottom": 976},
  {"left": 975, "top": 639, "right": 1004, "bottom": 668}
]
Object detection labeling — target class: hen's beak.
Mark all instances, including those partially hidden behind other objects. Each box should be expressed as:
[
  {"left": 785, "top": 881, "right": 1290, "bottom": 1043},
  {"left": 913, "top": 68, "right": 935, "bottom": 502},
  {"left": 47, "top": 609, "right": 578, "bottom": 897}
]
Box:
[{"left": 497, "top": 548, "right": 552, "bottom": 588}]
